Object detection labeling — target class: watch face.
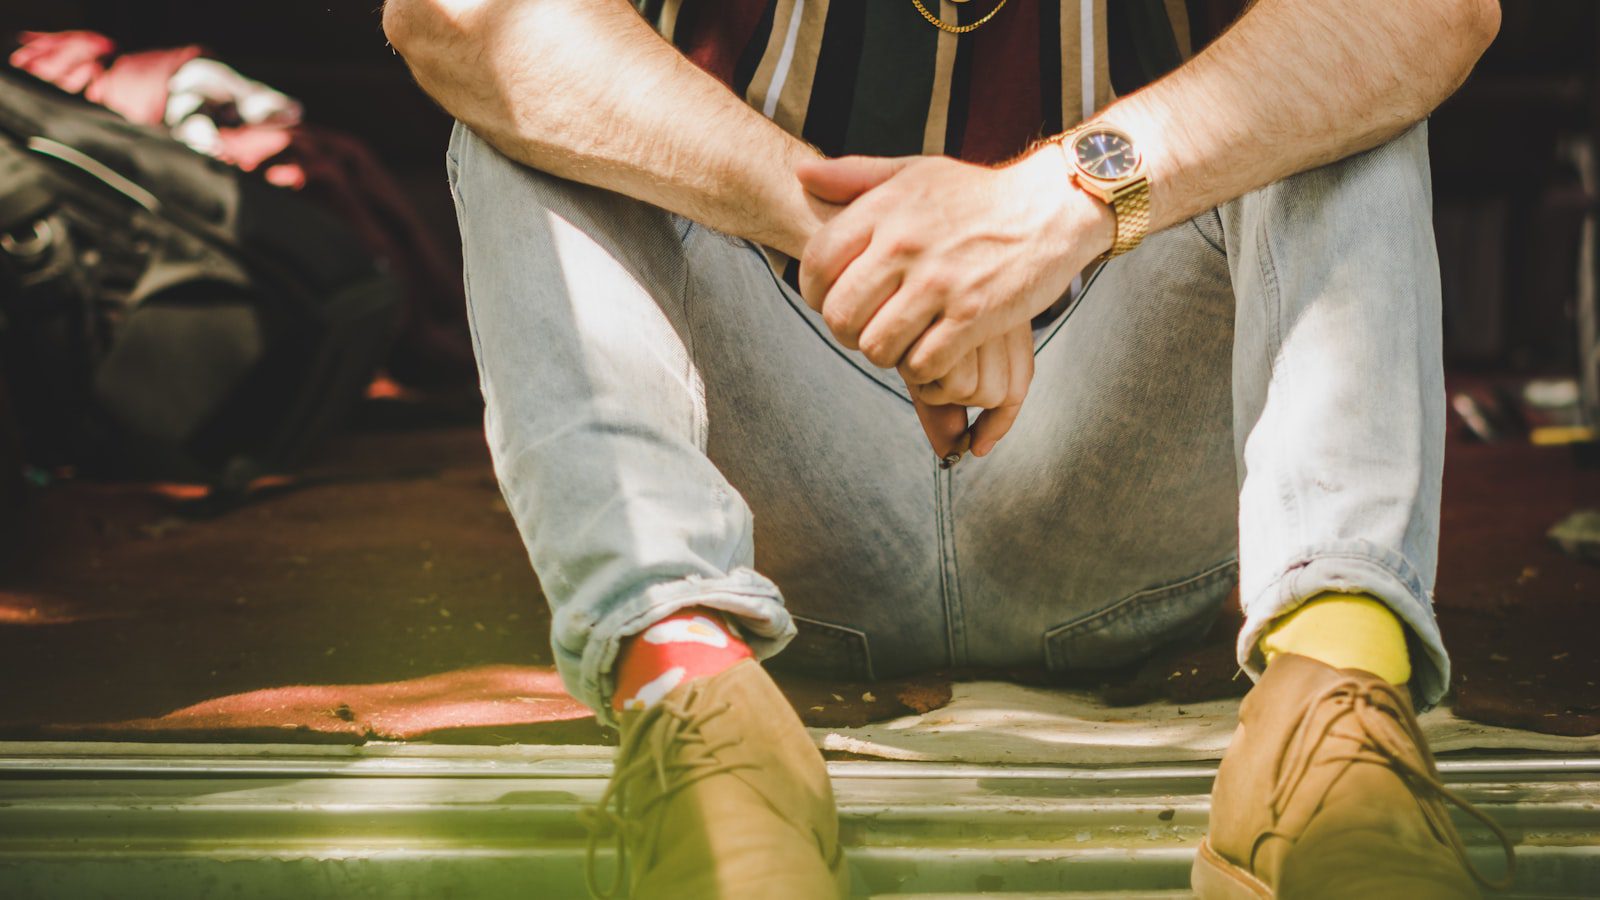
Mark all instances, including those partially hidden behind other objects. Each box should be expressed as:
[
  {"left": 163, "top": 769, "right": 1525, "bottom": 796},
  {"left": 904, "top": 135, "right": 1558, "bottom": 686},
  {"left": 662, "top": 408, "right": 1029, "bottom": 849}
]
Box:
[{"left": 1073, "top": 128, "right": 1139, "bottom": 180}]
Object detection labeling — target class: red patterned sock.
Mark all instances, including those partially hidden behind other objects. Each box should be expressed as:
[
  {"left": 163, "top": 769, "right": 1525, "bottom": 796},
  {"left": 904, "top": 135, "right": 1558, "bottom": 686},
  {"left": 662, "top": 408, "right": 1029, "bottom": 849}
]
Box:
[{"left": 612, "top": 607, "right": 754, "bottom": 713}]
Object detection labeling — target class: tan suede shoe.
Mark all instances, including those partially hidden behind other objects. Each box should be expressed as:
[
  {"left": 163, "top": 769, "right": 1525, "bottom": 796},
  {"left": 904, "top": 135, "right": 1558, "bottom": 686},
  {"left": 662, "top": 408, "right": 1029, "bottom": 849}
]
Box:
[
  {"left": 580, "top": 659, "right": 849, "bottom": 899},
  {"left": 1193, "top": 653, "right": 1514, "bottom": 899}
]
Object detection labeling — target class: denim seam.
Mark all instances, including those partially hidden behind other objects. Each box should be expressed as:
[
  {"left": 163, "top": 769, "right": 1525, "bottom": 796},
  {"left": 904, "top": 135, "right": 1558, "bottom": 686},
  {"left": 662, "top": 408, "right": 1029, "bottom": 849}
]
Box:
[
  {"left": 1042, "top": 557, "right": 1237, "bottom": 665},
  {"left": 934, "top": 467, "right": 947, "bottom": 664},
  {"left": 1051, "top": 557, "right": 1239, "bottom": 635},
  {"left": 945, "top": 466, "right": 967, "bottom": 664},
  {"left": 1034, "top": 258, "right": 1108, "bottom": 355},
  {"left": 678, "top": 228, "right": 742, "bottom": 547},
  {"left": 746, "top": 242, "right": 914, "bottom": 404},
  {"left": 787, "top": 614, "right": 876, "bottom": 681},
  {"left": 933, "top": 465, "right": 965, "bottom": 665},
  {"left": 677, "top": 224, "right": 708, "bottom": 452},
  {"left": 1189, "top": 210, "right": 1226, "bottom": 257},
  {"left": 449, "top": 138, "right": 491, "bottom": 399},
  {"left": 445, "top": 121, "right": 464, "bottom": 175},
  {"left": 1253, "top": 197, "right": 1308, "bottom": 554}
]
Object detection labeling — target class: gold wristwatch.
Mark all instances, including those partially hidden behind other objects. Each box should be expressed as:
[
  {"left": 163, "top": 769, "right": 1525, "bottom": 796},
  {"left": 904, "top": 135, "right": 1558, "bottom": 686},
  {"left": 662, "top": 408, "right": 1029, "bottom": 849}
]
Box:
[{"left": 1053, "top": 125, "right": 1150, "bottom": 260}]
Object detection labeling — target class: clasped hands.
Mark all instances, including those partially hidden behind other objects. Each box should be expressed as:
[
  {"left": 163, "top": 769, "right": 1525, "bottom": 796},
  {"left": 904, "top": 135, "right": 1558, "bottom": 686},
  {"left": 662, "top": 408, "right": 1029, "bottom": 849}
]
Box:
[{"left": 794, "top": 147, "right": 1114, "bottom": 461}]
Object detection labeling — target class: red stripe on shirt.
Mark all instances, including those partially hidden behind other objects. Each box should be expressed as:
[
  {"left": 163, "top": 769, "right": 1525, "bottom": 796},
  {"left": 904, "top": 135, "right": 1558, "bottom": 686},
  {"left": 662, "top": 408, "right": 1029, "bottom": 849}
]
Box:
[
  {"left": 957, "top": 0, "right": 1044, "bottom": 165},
  {"left": 674, "top": 0, "right": 770, "bottom": 87}
]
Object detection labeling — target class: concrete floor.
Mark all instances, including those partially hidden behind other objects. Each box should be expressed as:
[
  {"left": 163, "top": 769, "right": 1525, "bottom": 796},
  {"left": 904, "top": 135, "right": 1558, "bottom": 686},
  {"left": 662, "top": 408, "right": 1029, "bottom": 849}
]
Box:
[{"left": 0, "top": 394, "right": 1596, "bottom": 745}]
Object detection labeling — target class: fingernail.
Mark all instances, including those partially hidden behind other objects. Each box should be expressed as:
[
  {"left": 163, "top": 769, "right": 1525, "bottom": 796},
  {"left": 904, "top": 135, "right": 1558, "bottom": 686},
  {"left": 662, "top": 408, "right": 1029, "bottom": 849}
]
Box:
[{"left": 972, "top": 440, "right": 993, "bottom": 457}]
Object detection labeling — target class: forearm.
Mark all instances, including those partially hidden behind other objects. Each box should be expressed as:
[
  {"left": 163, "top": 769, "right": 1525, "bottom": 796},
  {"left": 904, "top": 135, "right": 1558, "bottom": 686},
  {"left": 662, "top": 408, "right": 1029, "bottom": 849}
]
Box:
[
  {"left": 1089, "top": 0, "right": 1499, "bottom": 230},
  {"left": 383, "top": 0, "right": 823, "bottom": 257}
]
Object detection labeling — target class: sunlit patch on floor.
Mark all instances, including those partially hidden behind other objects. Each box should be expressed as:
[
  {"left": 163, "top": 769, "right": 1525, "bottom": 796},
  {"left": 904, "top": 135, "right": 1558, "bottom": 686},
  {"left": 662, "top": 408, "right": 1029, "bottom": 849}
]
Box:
[
  {"left": 55, "top": 665, "right": 592, "bottom": 741},
  {"left": 0, "top": 591, "right": 86, "bottom": 626}
]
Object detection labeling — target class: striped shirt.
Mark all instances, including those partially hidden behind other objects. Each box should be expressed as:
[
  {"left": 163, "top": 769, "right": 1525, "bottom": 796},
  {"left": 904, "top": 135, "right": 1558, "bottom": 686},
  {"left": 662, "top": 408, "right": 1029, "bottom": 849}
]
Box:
[{"left": 642, "top": 0, "right": 1201, "bottom": 166}]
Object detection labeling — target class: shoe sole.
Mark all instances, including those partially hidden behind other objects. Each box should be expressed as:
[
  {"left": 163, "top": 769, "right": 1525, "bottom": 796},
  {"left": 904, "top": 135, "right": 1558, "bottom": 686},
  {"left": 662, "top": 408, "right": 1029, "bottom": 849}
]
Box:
[{"left": 1192, "top": 837, "right": 1274, "bottom": 899}]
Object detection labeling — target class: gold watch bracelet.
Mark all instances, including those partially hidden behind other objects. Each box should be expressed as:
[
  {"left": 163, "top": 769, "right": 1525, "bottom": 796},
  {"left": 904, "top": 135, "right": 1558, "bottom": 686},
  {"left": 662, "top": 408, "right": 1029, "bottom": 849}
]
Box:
[{"left": 1043, "top": 129, "right": 1150, "bottom": 261}]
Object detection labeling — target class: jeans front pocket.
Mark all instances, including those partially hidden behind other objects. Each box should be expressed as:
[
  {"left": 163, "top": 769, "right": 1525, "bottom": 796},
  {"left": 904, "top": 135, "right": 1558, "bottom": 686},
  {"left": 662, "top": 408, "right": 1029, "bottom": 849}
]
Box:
[
  {"left": 1044, "top": 559, "right": 1237, "bottom": 672},
  {"left": 766, "top": 615, "right": 875, "bottom": 681}
]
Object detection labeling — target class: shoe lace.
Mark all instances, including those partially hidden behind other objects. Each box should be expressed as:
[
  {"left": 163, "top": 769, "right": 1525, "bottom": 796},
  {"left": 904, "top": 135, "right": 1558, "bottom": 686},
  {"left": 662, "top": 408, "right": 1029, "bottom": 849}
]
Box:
[
  {"left": 1258, "top": 678, "right": 1516, "bottom": 891},
  {"left": 578, "top": 696, "right": 755, "bottom": 900}
]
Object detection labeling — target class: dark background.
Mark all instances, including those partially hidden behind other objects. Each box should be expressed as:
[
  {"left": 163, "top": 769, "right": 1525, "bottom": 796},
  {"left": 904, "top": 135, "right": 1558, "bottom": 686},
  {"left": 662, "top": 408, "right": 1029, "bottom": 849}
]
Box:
[{"left": 4, "top": 0, "right": 1597, "bottom": 373}]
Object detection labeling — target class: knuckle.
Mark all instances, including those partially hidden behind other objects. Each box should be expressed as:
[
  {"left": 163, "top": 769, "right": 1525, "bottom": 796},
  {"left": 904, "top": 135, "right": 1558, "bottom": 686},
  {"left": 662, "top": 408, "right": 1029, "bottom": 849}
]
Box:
[
  {"left": 917, "top": 270, "right": 954, "bottom": 298},
  {"left": 904, "top": 357, "right": 940, "bottom": 384},
  {"left": 860, "top": 337, "right": 895, "bottom": 368},
  {"left": 919, "top": 343, "right": 964, "bottom": 382},
  {"left": 883, "top": 232, "right": 921, "bottom": 259},
  {"left": 821, "top": 304, "right": 851, "bottom": 337},
  {"left": 945, "top": 299, "right": 982, "bottom": 325}
]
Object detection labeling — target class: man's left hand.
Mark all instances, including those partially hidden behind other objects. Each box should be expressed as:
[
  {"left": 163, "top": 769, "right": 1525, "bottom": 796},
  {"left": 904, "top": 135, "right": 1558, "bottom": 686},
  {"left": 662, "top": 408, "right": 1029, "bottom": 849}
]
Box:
[{"left": 796, "top": 149, "right": 1113, "bottom": 388}]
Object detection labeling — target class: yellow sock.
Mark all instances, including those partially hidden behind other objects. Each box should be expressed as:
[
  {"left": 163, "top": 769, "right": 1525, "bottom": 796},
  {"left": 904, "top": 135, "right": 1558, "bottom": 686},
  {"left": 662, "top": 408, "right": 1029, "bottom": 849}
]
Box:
[{"left": 1260, "top": 592, "right": 1411, "bottom": 685}]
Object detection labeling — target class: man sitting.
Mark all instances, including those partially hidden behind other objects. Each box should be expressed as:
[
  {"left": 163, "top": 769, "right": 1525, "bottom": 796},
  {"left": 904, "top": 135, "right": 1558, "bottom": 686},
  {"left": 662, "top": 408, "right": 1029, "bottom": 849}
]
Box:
[{"left": 384, "top": 0, "right": 1510, "bottom": 895}]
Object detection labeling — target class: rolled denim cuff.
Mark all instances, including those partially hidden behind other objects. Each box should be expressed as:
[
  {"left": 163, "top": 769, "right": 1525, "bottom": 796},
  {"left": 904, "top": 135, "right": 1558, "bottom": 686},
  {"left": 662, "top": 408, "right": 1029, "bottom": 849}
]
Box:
[
  {"left": 1237, "top": 541, "right": 1449, "bottom": 709},
  {"left": 560, "top": 568, "right": 795, "bottom": 728}
]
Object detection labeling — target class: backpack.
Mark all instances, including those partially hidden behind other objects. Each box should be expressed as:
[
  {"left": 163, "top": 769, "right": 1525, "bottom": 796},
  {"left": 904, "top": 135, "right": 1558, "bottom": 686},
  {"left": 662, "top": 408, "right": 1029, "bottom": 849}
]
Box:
[{"left": 0, "top": 67, "right": 401, "bottom": 493}]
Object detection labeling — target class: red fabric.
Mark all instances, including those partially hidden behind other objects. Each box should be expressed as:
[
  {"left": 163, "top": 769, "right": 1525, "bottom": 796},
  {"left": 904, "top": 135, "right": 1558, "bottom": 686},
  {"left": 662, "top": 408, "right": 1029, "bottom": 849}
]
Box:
[
  {"left": 613, "top": 608, "right": 753, "bottom": 712},
  {"left": 960, "top": 0, "right": 1045, "bottom": 165},
  {"left": 9, "top": 30, "right": 113, "bottom": 94},
  {"left": 11, "top": 31, "right": 199, "bottom": 127},
  {"left": 85, "top": 46, "right": 201, "bottom": 126},
  {"left": 674, "top": 0, "right": 769, "bottom": 86}
]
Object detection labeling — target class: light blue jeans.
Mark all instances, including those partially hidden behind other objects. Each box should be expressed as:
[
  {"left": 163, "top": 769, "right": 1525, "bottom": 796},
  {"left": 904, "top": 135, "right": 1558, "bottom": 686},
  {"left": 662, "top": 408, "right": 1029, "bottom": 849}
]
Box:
[{"left": 447, "top": 122, "right": 1449, "bottom": 725}]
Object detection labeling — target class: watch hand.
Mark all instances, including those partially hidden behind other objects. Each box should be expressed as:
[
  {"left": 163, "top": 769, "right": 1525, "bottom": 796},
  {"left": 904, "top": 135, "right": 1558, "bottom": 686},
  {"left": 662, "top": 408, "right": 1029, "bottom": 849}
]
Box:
[{"left": 1085, "top": 149, "right": 1117, "bottom": 174}]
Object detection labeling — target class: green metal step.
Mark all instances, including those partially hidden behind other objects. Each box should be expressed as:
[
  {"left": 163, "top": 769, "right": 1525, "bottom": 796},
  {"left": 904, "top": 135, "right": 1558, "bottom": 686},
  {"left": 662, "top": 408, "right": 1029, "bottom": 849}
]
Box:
[{"left": 0, "top": 743, "right": 1594, "bottom": 898}]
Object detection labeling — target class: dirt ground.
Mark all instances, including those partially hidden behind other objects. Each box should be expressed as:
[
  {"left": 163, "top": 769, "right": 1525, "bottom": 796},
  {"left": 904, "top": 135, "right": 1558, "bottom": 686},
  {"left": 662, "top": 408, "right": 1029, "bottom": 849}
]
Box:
[{"left": 1, "top": 391, "right": 1596, "bottom": 746}]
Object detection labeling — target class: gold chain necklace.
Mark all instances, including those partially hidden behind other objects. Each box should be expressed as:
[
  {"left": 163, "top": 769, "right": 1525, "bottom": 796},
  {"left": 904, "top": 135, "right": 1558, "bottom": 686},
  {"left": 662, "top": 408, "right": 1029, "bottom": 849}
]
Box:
[{"left": 910, "top": 0, "right": 1010, "bottom": 34}]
